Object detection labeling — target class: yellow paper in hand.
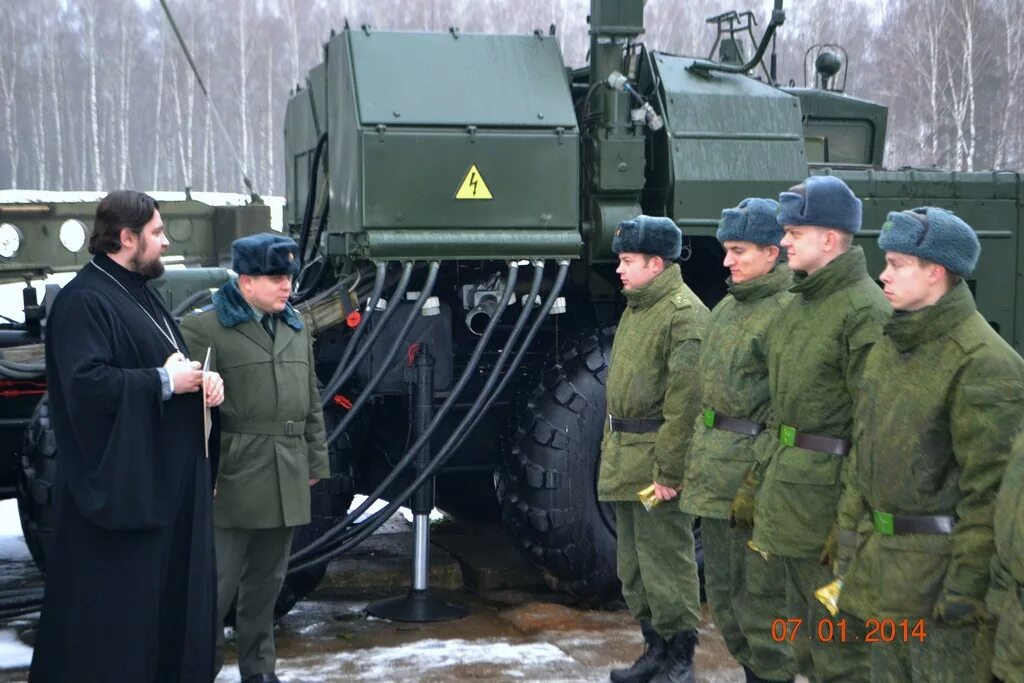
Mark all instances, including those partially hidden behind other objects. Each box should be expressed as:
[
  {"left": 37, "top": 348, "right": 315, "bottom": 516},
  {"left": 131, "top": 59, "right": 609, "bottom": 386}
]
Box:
[
  {"left": 746, "top": 539, "right": 770, "bottom": 561},
  {"left": 637, "top": 484, "right": 663, "bottom": 511},
  {"left": 815, "top": 578, "right": 843, "bottom": 617}
]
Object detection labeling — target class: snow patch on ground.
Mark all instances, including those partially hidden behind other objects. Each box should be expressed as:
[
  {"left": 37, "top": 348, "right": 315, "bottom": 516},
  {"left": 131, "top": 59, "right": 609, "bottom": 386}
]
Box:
[
  {"left": 0, "top": 500, "right": 30, "bottom": 562},
  {"left": 0, "top": 629, "right": 34, "bottom": 670},
  {"left": 216, "top": 638, "right": 574, "bottom": 682}
]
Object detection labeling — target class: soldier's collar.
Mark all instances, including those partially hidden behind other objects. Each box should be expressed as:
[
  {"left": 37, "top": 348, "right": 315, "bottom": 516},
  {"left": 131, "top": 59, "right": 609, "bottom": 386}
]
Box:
[
  {"left": 789, "top": 246, "right": 868, "bottom": 301},
  {"left": 623, "top": 263, "right": 682, "bottom": 309},
  {"left": 728, "top": 264, "right": 792, "bottom": 302},
  {"left": 884, "top": 281, "right": 976, "bottom": 352}
]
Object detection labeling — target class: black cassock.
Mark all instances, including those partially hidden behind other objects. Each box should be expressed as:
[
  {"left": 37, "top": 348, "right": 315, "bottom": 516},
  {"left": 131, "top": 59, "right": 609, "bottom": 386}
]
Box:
[{"left": 30, "top": 253, "right": 216, "bottom": 682}]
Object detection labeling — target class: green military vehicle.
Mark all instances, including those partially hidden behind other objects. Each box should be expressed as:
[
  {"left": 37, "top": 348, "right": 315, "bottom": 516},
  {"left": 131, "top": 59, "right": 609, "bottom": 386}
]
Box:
[{"left": 7, "top": 0, "right": 1024, "bottom": 611}]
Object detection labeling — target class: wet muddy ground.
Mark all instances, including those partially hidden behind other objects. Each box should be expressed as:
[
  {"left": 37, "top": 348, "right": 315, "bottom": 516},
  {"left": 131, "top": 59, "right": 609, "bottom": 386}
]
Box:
[{"left": 0, "top": 508, "right": 765, "bottom": 682}]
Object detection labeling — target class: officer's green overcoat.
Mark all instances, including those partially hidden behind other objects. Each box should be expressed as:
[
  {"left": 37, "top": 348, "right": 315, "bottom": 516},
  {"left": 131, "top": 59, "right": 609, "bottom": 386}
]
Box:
[
  {"left": 753, "top": 246, "right": 889, "bottom": 558},
  {"left": 181, "top": 281, "right": 330, "bottom": 529},
  {"left": 679, "top": 265, "right": 792, "bottom": 519},
  {"left": 598, "top": 263, "right": 709, "bottom": 500}
]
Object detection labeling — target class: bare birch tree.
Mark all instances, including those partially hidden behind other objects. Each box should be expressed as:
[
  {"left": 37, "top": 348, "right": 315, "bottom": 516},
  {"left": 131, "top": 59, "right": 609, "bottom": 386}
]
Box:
[{"left": 0, "top": 9, "right": 19, "bottom": 188}]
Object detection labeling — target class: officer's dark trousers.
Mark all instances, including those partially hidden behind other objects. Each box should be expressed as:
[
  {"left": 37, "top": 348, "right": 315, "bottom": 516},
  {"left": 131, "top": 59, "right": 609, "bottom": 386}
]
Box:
[
  {"left": 614, "top": 502, "right": 701, "bottom": 638},
  {"left": 214, "top": 526, "right": 294, "bottom": 678}
]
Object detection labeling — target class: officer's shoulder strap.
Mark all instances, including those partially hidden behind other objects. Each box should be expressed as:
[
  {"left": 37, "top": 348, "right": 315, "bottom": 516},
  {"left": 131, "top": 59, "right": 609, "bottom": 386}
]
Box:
[
  {"left": 671, "top": 290, "right": 693, "bottom": 310},
  {"left": 189, "top": 303, "right": 216, "bottom": 317}
]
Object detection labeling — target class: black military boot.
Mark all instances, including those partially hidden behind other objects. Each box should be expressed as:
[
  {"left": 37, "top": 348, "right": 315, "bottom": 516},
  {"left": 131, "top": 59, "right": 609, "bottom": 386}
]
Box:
[
  {"left": 743, "top": 665, "right": 794, "bottom": 683},
  {"left": 649, "top": 629, "right": 698, "bottom": 683},
  {"left": 610, "top": 620, "right": 667, "bottom": 683}
]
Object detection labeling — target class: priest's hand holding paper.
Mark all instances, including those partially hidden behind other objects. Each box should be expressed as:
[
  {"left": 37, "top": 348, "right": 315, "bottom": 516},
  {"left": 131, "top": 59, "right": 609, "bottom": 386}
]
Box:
[{"left": 164, "top": 352, "right": 203, "bottom": 394}]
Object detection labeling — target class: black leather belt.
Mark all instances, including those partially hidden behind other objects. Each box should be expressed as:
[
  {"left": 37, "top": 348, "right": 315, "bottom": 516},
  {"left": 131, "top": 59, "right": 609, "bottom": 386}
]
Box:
[
  {"left": 872, "top": 509, "right": 955, "bottom": 535},
  {"left": 703, "top": 408, "right": 763, "bottom": 437},
  {"left": 608, "top": 416, "right": 664, "bottom": 434},
  {"left": 222, "top": 419, "right": 306, "bottom": 436},
  {"left": 779, "top": 424, "right": 850, "bottom": 456}
]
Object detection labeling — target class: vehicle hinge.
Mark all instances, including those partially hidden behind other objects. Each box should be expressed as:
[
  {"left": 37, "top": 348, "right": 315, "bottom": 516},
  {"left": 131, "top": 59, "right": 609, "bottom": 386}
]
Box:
[
  {"left": 555, "top": 126, "right": 565, "bottom": 144},
  {"left": 376, "top": 124, "right": 387, "bottom": 141},
  {"left": 465, "top": 125, "right": 477, "bottom": 141}
]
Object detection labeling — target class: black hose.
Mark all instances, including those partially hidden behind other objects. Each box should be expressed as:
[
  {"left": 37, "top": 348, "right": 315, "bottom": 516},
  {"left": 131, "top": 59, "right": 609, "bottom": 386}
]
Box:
[
  {"left": 320, "top": 262, "right": 414, "bottom": 407},
  {"left": 319, "top": 262, "right": 387, "bottom": 408},
  {"left": 292, "top": 202, "right": 333, "bottom": 304},
  {"left": 290, "top": 262, "right": 523, "bottom": 565},
  {"left": 296, "top": 132, "right": 329, "bottom": 269},
  {"left": 288, "top": 261, "right": 566, "bottom": 574},
  {"left": 291, "top": 263, "right": 547, "bottom": 565},
  {"left": 323, "top": 262, "right": 440, "bottom": 451}
]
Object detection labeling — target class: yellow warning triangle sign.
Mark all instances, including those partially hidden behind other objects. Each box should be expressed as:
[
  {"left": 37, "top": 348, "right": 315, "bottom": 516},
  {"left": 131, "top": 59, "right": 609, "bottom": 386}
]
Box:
[{"left": 454, "top": 164, "right": 493, "bottom": 200}]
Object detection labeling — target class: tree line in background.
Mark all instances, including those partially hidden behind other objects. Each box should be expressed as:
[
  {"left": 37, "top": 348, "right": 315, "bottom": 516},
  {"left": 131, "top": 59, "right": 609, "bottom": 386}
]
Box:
[{"left": 0, "top": 0, "right": 1021, "bottom": 195}]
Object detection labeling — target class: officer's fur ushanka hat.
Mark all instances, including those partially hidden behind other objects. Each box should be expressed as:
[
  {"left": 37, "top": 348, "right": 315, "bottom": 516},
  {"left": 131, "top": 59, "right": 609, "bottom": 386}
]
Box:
[
  {"left": 716, "top": 198, "right": 783, "bottom": 246},
  {"left": 878, "top": 207, "right": 980, "bottom": 277},
  {"left": 777, "top": 175, "right": 862, "bottom": 234},
  {"left": 232, "top": 233, "right": 301, "bottom": 278},
  {"left": 612, "top": 215, "right": 682, "bottom": 260}
]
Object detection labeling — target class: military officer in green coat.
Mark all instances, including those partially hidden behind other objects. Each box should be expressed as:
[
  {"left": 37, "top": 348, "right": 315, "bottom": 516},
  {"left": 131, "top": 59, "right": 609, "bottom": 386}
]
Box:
[
  {"left": 991, "top": 432, "right": 1024, "bottom": 682},
  {"left": 739, "top": 175, "right": 888, "bottom": 681},
  {"left": 181, "top": 233, "right": 330, "bottom": 683},
  {"left": 600, "top": 215, "right": 709, "bottom": 683},
  {"left": 678, "top": 198, "right": 795, "bottom": 683},
  {"left": 836, "top": 208, "right": 1024, "bottom": 682}
]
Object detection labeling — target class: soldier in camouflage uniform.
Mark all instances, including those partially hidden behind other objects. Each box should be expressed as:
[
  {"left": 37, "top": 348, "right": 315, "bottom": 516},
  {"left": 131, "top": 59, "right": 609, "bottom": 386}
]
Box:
[
  {"left": 600, "top": 215, "right": 709, "bottom": 683},
  {"left": 678, "top": 198, "right": 795, "bottom": 683},
  {"left": 736, "top": 175, "right": 888, "bottom": 682},
  {"left": 991, "top": 432, "right": 1024, "bottom": 682},
  {"left": 836, "top": 208, "right": 1024, "bottom": 682}
]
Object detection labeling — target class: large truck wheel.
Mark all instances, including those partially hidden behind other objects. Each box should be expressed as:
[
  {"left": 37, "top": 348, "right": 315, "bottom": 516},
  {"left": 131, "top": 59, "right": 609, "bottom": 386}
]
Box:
[
  {"left": 17, "top": 395, "right": 57, "bottom": 570},
  {"left": 497, "top": 329, "right": 620, "bottom": 602}
]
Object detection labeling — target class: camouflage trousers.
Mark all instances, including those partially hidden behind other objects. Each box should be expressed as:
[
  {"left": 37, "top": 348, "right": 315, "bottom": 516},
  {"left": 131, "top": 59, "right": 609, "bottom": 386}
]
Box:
[
  {"left": 991, "top": 579, "right": 1024, "bottom": 682},
  {"left": 614, "top": 502, "right": 701, "bottom": 638},
  {"left": 868, "top": 618, "right": 994, "bottom": 682},
  {"left": 784, "top": 556, "right": 869, "bottom": 682},
  {"left": 702, "top": 518, "right": 795, "bottom": 680}
]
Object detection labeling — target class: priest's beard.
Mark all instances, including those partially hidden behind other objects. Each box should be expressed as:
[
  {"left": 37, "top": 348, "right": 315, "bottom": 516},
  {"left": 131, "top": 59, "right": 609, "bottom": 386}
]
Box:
[{"left": 130, "top": 238, "right": 165, "bottom": 279}]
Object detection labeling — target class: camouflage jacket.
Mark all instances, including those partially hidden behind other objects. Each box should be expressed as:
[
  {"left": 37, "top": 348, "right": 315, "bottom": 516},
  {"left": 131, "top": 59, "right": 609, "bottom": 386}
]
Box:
[
  {"left": 837, "top": 282, "right": 1024, "bottom": 619},
  {"left": 752, "top": 246, "right": 889, "bottom": 558},
  {"left": 598, "top": 263, "right": 709, "bottom": 501},
  {"left": 990, "top": 432, "right": 1024, "bottom": 678},
  {"left": 678, "top": 265, "right": 793, "bottom": 519}
]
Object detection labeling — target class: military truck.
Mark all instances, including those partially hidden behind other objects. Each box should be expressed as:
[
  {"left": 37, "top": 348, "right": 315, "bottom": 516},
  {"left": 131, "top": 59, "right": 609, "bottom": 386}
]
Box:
[{"left": 10, "top": 0, "right": 1024, "bottom": 611}]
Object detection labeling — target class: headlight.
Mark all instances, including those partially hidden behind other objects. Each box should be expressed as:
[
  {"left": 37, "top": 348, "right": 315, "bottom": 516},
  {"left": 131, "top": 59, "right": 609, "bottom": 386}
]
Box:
[
  {"left": 0, "top": 223, "right": 22, "bottom": 258},
  {"left": 59, "top": 219, "right": 88, "bottom": 253}
]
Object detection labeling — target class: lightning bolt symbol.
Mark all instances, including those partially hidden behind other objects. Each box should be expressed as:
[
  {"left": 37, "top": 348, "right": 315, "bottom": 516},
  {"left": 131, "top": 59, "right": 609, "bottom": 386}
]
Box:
[{"left": 469, "top": 172, "right": 479, "bottom": 196}]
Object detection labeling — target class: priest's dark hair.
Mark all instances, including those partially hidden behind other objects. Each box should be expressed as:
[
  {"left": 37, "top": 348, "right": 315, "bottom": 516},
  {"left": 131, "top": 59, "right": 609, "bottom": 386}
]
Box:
[{"left": 88, "top": 190, "right": 160, "bottom": 254}]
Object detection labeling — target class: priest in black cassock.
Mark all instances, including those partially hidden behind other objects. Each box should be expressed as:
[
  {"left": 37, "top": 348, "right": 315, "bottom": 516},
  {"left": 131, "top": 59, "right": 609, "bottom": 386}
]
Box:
[{"left": 30, "top": 190, "right": 225, "bottom": 682}]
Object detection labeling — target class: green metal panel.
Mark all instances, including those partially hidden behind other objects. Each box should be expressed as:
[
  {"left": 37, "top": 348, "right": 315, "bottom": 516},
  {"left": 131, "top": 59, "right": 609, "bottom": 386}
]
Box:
[
  {"left": 835, "top": 169, "right": 1023, "bottom": 352},
  {"left": 785, "top": 88, "right": 888, "bottom": 168},
  {"left": 326, "top": 31, "right": 363, "bottom": 236},
  {"left": 361, "top": 129, "right": 578, "bottom": 230},
  {"left": 649, "top": 53, "right": 807, "bottom": 236},
  {"left": 284, "top": 63, "right": 328, "bottom": 229},
  {"left": 348, "top": 31, "right": 577, "bottom": 127}
]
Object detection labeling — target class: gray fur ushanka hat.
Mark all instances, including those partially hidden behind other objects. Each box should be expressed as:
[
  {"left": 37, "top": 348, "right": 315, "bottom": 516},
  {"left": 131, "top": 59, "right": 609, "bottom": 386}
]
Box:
[
  {"left": 612, "top": 215, "right": 682, "bottom": 260},
  {"left": 232, "top": 233, "right": 301, "bottom": 278},
  {"left": 777, "top": 175, "right": 862, "bottom": 233},
  {"left": 717, "top": 198, "right": 783, "bottom": 246},
  {"left": 878, "top": 207, "right": 980, "bottom": 276}
]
